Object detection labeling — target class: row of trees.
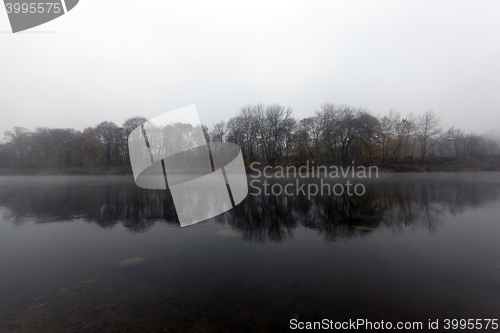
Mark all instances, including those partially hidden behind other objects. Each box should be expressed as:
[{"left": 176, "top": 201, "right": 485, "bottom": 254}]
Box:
[
  {"left": 0, "top": 103, "right": 498, "bottom": 171},
  {"left": 0, "top": 117, "right": 147, "bottom": 170},
  {"left": 219, "top": 104, "right": 499, "bottom": 166}
]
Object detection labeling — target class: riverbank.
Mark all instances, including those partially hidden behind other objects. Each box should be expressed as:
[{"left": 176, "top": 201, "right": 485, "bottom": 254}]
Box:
[
  {"left": 0, "top": 167, "right": 132, "bottom": 176},
  {"left": 247, "top": 156, "right": 500, "bottom": 173},
  {"left": 1, "top": 156, "right": 500, "bottom": 175},
  {"left": 377, "top": 156, "right": 500, "bottom": 172}
]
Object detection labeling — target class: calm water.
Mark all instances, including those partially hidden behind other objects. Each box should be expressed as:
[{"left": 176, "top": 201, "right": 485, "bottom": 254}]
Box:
[{"left": 1, "top": 173, "right": 500, "bottom": 332}]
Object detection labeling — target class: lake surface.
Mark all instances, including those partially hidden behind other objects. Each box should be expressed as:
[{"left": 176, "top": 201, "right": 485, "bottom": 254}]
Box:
[{"left": 1, "top": 173, "right": 500, "bottom": 332}]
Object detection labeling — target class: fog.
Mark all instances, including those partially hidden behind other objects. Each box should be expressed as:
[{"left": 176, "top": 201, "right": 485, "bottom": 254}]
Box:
[{"left": 1, "top": 1, "right": 500, "bottom": 141}]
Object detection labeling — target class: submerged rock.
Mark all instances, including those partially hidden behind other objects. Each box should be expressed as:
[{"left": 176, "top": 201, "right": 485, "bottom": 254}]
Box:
[
  {"left": 355, "top": 226, "right": 375, "bottom": 232},
  {"left": 349, "top": 215, "right": 381, "bottom": 223},
  {"left": 116, "top": 257, "right": 145, "bottom": 268},
  {"left": 82, "top": 279, "right": 96, "bottom": 284}
]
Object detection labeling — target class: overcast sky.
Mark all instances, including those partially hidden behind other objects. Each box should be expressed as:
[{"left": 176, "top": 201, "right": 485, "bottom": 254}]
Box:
[{"left": 1, "top": 1, "right": 500, "bottom": 142}]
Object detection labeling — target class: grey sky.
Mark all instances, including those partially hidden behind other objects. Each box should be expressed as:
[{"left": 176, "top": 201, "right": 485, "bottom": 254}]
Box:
[{"left": 1, "top": 1, "right": 500, "bottom": 142}]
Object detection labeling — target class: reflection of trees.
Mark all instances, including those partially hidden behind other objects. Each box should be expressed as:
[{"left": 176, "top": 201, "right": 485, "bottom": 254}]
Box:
[
  {"left": 0, "top": 177, "right": 178, "bottom": 231},
  {"left": 227, "top": 194, "right": 299, "bottom": 243},
  {"left": 379, "top": 181, "right": 442, "bottom": 233},
  {"left": 226, "top": 178, "right": 500, "bottom": 243},
  {"left": 0, "top": 177, "right": 499, "bottom": 241},
  {"left": 230, "top": 180, "right": 386, "bottom": 243}
]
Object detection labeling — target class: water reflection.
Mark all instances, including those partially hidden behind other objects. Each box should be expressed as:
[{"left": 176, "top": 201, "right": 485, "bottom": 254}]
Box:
[
  {"left": 1, "top": 174, "right": 500, "bottom": 332},
  {"left": 228, "top": 175, "right": 500, "bottom": 243},
  {"left": 1, "top": 173, "right": 499, "bottom": 243}
]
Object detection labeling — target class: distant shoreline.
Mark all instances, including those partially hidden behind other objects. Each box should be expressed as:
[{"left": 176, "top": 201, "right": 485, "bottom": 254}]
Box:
[{"left": 1, "top": 156, "right": 500, "bottom": 176}]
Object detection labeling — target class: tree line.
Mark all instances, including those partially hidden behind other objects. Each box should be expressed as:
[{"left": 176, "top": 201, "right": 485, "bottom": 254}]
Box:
[
  {"left": 0, "top": 117, "right": 147, "bottom": 171},
  {"left": 222, "top": 104, "right": 499, "bottom": 166},
  {"left": 1, "top": 103, "right": 499, "bottom": 172}
]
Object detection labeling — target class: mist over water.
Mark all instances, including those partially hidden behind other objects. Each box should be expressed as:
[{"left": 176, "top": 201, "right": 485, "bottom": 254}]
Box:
[{"left": 1, "top": 173, "right": 500, "bottom": 332}]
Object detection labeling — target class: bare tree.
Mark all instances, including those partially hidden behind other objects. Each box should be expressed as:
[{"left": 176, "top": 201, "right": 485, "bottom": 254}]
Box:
[
  {"left": 259, "top": 104, "right": 295, "bottom": 165},
  {"left": 317, "top": 103, "right": 340, "bottom": 160},
  {"left": 122, "top": 117, "right": 148, "bottom": 136},
  {"left": 379, "top": 110, "right": 417, "bottom": 163},
  {"left": 446, "top": 127, "right": 487, "bottom": 160},
  {"left": 316, "top": 103, "right": 379, "bottom": 163},
  {"left": 210, "top": 121, "right": 226, "bottom": 142},
  {"left": 3, "top": 127, "right": 32, "bottom": 166},
  {"left": 293, "top": 117, "right": 315, "bottom": 163},
  {"left": 417, "top": 110, "right": 441, "bottom": 162},
  {"left": 446, "top": 127, "right": 465, "bottom": 158}
]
